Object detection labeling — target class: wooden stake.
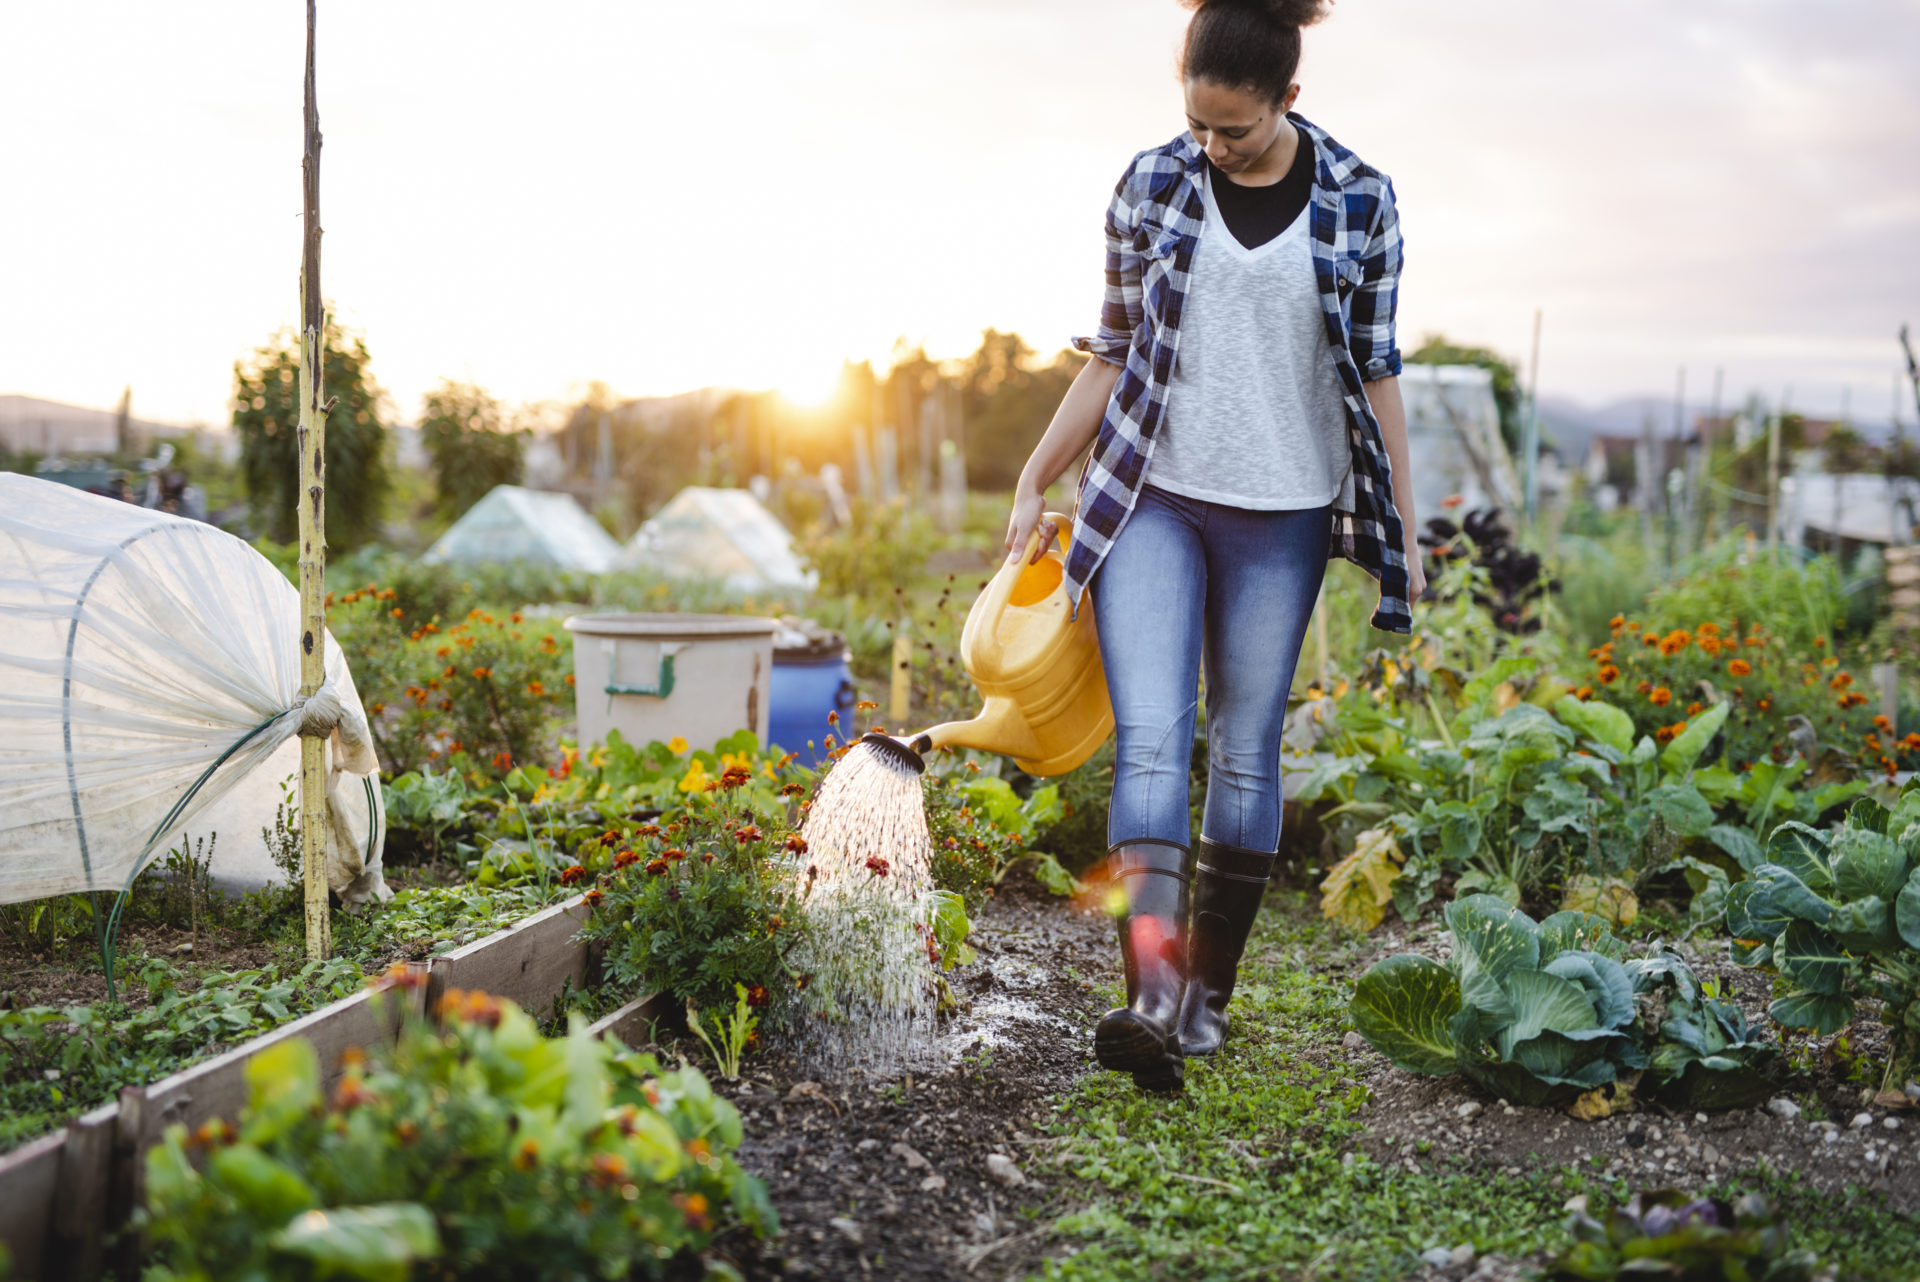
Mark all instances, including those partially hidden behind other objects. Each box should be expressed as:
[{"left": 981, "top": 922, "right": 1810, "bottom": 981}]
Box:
[
  {"left": 296, "top": 0, "right": 331, "bottom": 960},
  {"left": 890, "top": 628, "right": 912, "bottom": 729}
]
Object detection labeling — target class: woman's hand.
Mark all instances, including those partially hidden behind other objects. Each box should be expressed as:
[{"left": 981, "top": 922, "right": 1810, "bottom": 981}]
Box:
[
  {"left": 1403, "top": 530, "right": 1427, "bottom": 605},
  {"left": 1003, "top": 487, "right": 1058, "bottom": 565}
]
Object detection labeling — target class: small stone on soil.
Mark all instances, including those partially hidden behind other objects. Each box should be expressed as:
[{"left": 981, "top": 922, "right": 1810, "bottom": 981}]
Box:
[
  {"left": 1421, "top": 1247, "right": 1452, "bottom": 1268},
  {"left": 1456, "top": 1101, "right": 1483, "bottom": 1120},
  {"left": 986, "top": 1153, "right": 1026, "bottom": 1187},
  {"left": 1450, "top": 1243, "right": 1476, "bottom": 1266},
  {"left": 829, "top": 1217, "right": 863, "bottom": 1244},
  {"left": 1853, "top": 1112, "right": 1875, "bottom": 1129},
  {"left": 891, "top": 1141, "right": 932, "bottom": 1170},
  {"left": 1767, "top": 1097, "right": 1801, "bottom": 1120},
  {"left": 1342, "top": 1031, "right": 1368, "bottom": 1052},
  {"left": 918, "top": 1173, "right": 946, "bottom": 1192}
]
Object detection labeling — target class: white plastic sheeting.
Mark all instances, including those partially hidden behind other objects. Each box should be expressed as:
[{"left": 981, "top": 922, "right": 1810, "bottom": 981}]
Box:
[
  {"left": 0, "top": 474, "right": 388, "bottom": 906},
  {"left": 422, "top": 484, "right": 620, "bottom": 572},
  {"left": 615, "top": 486, "right": 815, "bottom": 592}
]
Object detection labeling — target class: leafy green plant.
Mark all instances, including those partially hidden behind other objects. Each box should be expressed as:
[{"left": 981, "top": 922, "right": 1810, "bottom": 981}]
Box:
[
  {"left": 141, "top": 989, "right": 774, "bottom": 1281},
  {"left": 924, "top": 768, "right": 1067, "bottom": 901},
  {"left": 1546, "top": 1190, "right": 1819, "bottom": 1281},
  {"left": 1728, "top": 790, "right": 1920, "bottom": 1087},
  {"left": 687, "top": 983, "right": 758, "bottom": 1080},
  {"left": 381, "top": 767, "right": 472, "bottom": 863},
  {"left": 1350, "top": 896, "right": 1779, "bottom": 1108},
  {"left": 1, "top": 958, "right": 362, "bottom": 1149}
]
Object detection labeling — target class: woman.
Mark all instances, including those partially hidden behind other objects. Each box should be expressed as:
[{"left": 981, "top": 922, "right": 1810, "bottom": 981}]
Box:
[{"left": 1004, "top": 0, "right": 1425, "bottom": 1092}]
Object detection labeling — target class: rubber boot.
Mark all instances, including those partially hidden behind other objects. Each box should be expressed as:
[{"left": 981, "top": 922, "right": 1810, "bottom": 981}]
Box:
[
  {"left": 1176, "top": 837, "right": 1275, "bottom": 1057},
  {"left": 1094, "top": 841, "right": 1191, "bottom": 1092}
]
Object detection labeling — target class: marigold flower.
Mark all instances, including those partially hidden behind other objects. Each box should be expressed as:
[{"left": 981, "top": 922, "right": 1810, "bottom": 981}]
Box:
[
  {"left": 1697, "top": 622, "right": 1719, "bottom": 637},
  {"left": 1636, "top": 680, "right": 1652, "bottom": 695},
  {"left": 391, "top": 607, "right": 404, "bottom": 619},
  {"left": 565, "top": 674, "right": 575, "bottom": 686},
  {"left": 1655, "top": 725, "right": 1678, "bottom": 745},
  {"left": 1597, "top": 664, "right": 1620, "bottom": 685},
  {"left": 735, "top": 824, "right": 762, "bottom": 842},
  {"left": 614, "top": 849, "right": 640, "bottom": 869},
  {"left": 1874, "top": 714, "right": 1894, "bottom": 732},
  {"left": 1699, "top": 637, "right": 1721, "bottom": 655},
  {"left": 1644, "top": 633, "right": 1660, "bottom": 647},
  {"left": 527, "top": 681, "right": 545, "bottom": 697},
  {"left": 680, "top": 1191, "right": 711, "bottom": 1229},
  {"left": 646, "top": 858, "right": 670, "bottom": 876},
  {"left": 493, "top": 751, "right": 513, "bottom": 772},
  {"left": 767, "top": 914, "right": 783, "bottom": 932},
  {"left": 584, "top": 887, "right": 604, "bottom": 907},
  {"left": 1609, "top": 615, "right": 1626, "bottom": 629},
  {"left": 1757, "top": 698, "right": 1771, "bottom": 711},
  {"left": 1686, "top": 702, "right": 1704, "bottom": 716},
  {"left": 587, "top": 1152, "right": 628, "bottom": 1187},
  {"left": 856, "top": 700, "right": 879, "bottom": 712},
  {"left": 448, "top": 740, "right": 464, "bottom": 755},
  {"left": 559, "top": 864, "right": 588, "bottom": 886},
  {"left": 472, "top": 666, "right": 492, "bottom": 680},
  {"left": 513, "top": 1139, "right": 540, "bottom": 1172},
  {"left": 1728, "top": 659, "right": 1752, "bottom": 677},
  {"left": 744, "top": 985, "right": 769, "bottom": 1008},
  {"left": 781, "top": 782, "right": 807, "bottom": 797},
  {"left": 784, "top": 833, "right": 808, "bottom": 854},
  {"left": 865, "top": 856, "right": 891, "bottom": 877},
  {"left": 795, "top": 973, "right": 811, "bottom": 991},
  {"left": 720, "top": 764, "right": 754, "bottom": 789},
  {"left": 662, "top": 847, "right": 686, "bottom": 862},
  {"left": 1813, "top": 636, "right": 1826, "bottom": 648},
  {"left": 1904, "top": 733, "right": 1920, "bottom": 751},
  {"left": 1831, "top": 672, "right": 1853, "bottom": 691},
  {"left": 1649, "top": 686, "right": 1672, "bottom": 707},
  {"left": 370, "top": 702, "right": 385, "bottom": 715},
  {"left": 395, "top": 1119, "right": 419, "bottom": 1145},
  {"left": 332, "top": 1073, "right": 376, "bottom": 1112}
]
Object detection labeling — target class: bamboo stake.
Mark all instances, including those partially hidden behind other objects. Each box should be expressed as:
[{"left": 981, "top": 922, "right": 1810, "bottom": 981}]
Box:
[{"left": 296, "top": 0, "right": 331, "bottom": 960}]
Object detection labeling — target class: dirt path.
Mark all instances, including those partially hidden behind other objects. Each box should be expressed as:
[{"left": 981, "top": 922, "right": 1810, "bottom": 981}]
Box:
[{"left": 708, "top": 873, "right": 1112, "bottom": 1280}]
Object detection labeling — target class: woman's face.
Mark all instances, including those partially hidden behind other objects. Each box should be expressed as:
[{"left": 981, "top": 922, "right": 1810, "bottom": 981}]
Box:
[{"left": 1183, "top": 78, "right": 1298, "bottom": 177}]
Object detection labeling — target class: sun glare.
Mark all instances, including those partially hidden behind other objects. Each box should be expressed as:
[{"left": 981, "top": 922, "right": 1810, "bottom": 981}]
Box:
[{"left": 773, "top": 362, "right": 845, "bottom": 411}]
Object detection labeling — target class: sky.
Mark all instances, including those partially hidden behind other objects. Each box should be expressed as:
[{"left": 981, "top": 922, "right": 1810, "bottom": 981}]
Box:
[{"left": 2, "top": 0, "right": 1917, "bottom": 429}]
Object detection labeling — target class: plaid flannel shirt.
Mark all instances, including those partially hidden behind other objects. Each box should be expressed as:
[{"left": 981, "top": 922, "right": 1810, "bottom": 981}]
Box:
[{"left": 1068, "top": 114, "right": 1411, "bottom": 633}]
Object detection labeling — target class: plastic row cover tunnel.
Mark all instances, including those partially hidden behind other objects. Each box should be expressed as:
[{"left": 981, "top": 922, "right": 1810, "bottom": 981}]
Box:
[{"left": 0, "top": 474, "right": 389, "bottom": 907}]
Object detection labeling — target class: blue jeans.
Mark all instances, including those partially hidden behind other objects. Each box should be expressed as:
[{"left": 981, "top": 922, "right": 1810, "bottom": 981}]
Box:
[{"left": 1092, "top": 486, "right": 1330, "bottom": 855}]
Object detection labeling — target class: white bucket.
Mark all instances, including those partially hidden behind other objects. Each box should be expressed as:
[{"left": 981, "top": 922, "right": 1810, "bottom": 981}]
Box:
[{"left": 564, "top": 613, "right": 780, "bottom": 754}]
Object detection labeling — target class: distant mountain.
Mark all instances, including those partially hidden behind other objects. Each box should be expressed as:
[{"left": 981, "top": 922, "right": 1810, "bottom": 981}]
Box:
[{"left": 1534, "top": 393, "right": 1904, "bottom": 461}]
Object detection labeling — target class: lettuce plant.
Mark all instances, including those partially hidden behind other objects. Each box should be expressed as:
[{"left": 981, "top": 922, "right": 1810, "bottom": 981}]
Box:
[
  {"left": 1351, "top": 896, "right": 1777, "bottom": 1108},
  {"left": 1546, "top": 1190, "right": 1819, "bottom": 1282},
  {"left": 1729, "top": 790, "right": 1920, "bottom": 1085}
]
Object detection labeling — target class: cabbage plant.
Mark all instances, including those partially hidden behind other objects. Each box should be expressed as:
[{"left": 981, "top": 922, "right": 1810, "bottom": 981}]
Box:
[
  {"left": 1728, "top": 790, "right": 1920, "bottom": 1085},
  {"left": 1351, "top": 896, "right": 1776, "bottom": 1108}
]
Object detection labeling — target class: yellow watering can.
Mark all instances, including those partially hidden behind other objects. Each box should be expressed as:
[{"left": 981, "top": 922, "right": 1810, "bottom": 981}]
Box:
[{"left": 863, "top": 512, "right": 1114, "bottom": 777}]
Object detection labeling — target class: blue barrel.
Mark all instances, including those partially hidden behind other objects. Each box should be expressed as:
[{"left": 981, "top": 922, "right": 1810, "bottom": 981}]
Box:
[{"left": 770, "top": 645, "right": 856, "bottom": 766}]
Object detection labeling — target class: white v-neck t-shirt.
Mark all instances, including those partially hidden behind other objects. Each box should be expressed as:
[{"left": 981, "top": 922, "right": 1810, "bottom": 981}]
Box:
[{"left": 1147, "top": 166, "right": 1354, "bottom": 512}]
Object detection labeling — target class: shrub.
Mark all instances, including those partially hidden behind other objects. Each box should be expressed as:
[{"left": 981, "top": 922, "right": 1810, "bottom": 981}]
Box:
[
  {"left": 1580, "top": 614, "right": 1902, "bottom": 778},
  {"left": 330, "top": 588, "right": 572, "bottom": 777},
  {"left": 579, "top": 751, "right": 810, "bottom": 1022},
  {"left": 141, "top": 989, "right": 773, "bottom": 1281},
  {"left": 1729, "top": 789, "right": 1920, "bottom": 1087},
  {"left": 1350, "top": 896, "right": 1778, "bottom": 1108}
]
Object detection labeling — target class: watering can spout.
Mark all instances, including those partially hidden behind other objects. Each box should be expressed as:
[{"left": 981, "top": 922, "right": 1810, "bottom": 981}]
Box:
[{"left": 917, "top": 712, "right": 1043, "bottom": 764}]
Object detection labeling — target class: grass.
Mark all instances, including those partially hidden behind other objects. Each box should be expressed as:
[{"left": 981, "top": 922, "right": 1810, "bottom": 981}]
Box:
[{"left": 1023, "top": 895, "right": 1920, "bottom": 1281}]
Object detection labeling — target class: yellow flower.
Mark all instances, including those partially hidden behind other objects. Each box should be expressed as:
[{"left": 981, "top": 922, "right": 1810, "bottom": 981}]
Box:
[
  {"left": 678, "top": 760, "right": 710, "bottom": 793},
  {"left": 720, "top": 751, "right": 752, "bottom": 772},
  {"left": 667, "top": 736, "right": 689, "bottom": 755},
  {"left": 588, "top": 746, "right": 609, "bottom": 768},
  {"left": 762, "top": 759, "right": 778, "bottom": 780}
]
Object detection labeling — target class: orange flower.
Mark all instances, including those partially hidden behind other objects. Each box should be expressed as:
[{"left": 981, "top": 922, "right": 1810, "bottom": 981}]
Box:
[
  {"left": 1874, "top": 715, "right": 1894, "bottom": 732},
  {"left": 1757, "top": 697, "right": 1771, "bottom": 711},
  {"left": 1655, "top": 725, "right": 1678, "bottom": 745},
  {"left": 1728, "top": 659, "right": 1751, "bottom": 677},
  {"left": 559, "top": 864, "right": 588, "bottom": 886},
  {"left": 1686, "top": 702, "right": 1704, "bottom": 716},
  {"left": 1697, "top": 622, "right": 1720, "bottom": 637},
  {"left": 734, "top": 824, "right": 763, "bottom": 842},
  {"left": 1813, "top": 636, "right": 1827, "bottom": 648},
  {"left": 865, "top": 856, "right": 891, "bottom": 877},
  {"left": 1598, "top": 664, "right": 1620, "bottom": 685},
  {"left": 1576, "top": 686, "right": 1595, "bottom": 700},
  {"left": 1649, "top": 687, "right": 1672, "bottom": 707},
  {"left": 1636, "top": 680, "right": 1653, "bottom": 695},
  {"left": 1699, "top": 636, "right": 1721, "bottom": 655},
  {"left": 1658, "top": 630, "right": 1690, "bottom": 656},
  {"left": 1831, "top": 672, "right": 1853, "bottom": 691},
  {"left": 390, "top": 607, "right": 404, "bottom": 619},
  {"left": 513, "top": 1139, "right": 540, "bottom": 1172},
  {"left": 492, "top": 751, "right": 513, "bottom": 772},
  {"left": 472, "top": 666, "right": 492, "bottom": 680},
  {"left": 1644, "top": 633, "right": 1660, "bottom": 647},
  {"left": 1609, "top": 615, "right": 1626, "bottom": 630},
  {"left": 526, "top": 680, "right": 545, "bottom": 697}
]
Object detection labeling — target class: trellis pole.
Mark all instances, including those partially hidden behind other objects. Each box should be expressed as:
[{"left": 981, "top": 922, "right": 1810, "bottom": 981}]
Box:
[{"left": 296, "top": 0, "right": 332, "bottom": 959}]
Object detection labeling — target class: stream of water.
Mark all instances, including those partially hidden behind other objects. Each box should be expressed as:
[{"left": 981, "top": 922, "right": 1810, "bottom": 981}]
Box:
[{"left": 786, "top": 740, "right": 941, "bottom": 1076}]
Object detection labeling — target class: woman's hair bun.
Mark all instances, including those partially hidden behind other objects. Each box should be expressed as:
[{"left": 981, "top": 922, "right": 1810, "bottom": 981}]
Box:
[{"left": 1182, "top": 0, "right": 1329, "bottom": 27}]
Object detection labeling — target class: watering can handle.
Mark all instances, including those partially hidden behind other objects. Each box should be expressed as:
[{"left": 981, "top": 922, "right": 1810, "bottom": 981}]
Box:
[{"left": 978, "top": 510, "right": 1072, "bottom": 635}]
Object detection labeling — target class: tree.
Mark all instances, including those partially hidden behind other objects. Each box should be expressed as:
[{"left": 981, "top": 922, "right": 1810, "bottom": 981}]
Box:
[
  {"left": 1407, "top": 334, "right": 1524, "bottom": 455},
  {"left": 419, "top": 380, "right": 527, "bottom": 518},
  {"left": 957, "top": 329, "right": 1087, "bottom": 490},
  {"left": 234, "top": 321, "right": 391, "bottom": 549}
]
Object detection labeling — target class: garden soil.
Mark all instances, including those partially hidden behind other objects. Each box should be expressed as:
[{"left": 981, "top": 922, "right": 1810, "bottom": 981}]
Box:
[{"left": 702, "top": 870, "right": 1112, "bottom": 1281}]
